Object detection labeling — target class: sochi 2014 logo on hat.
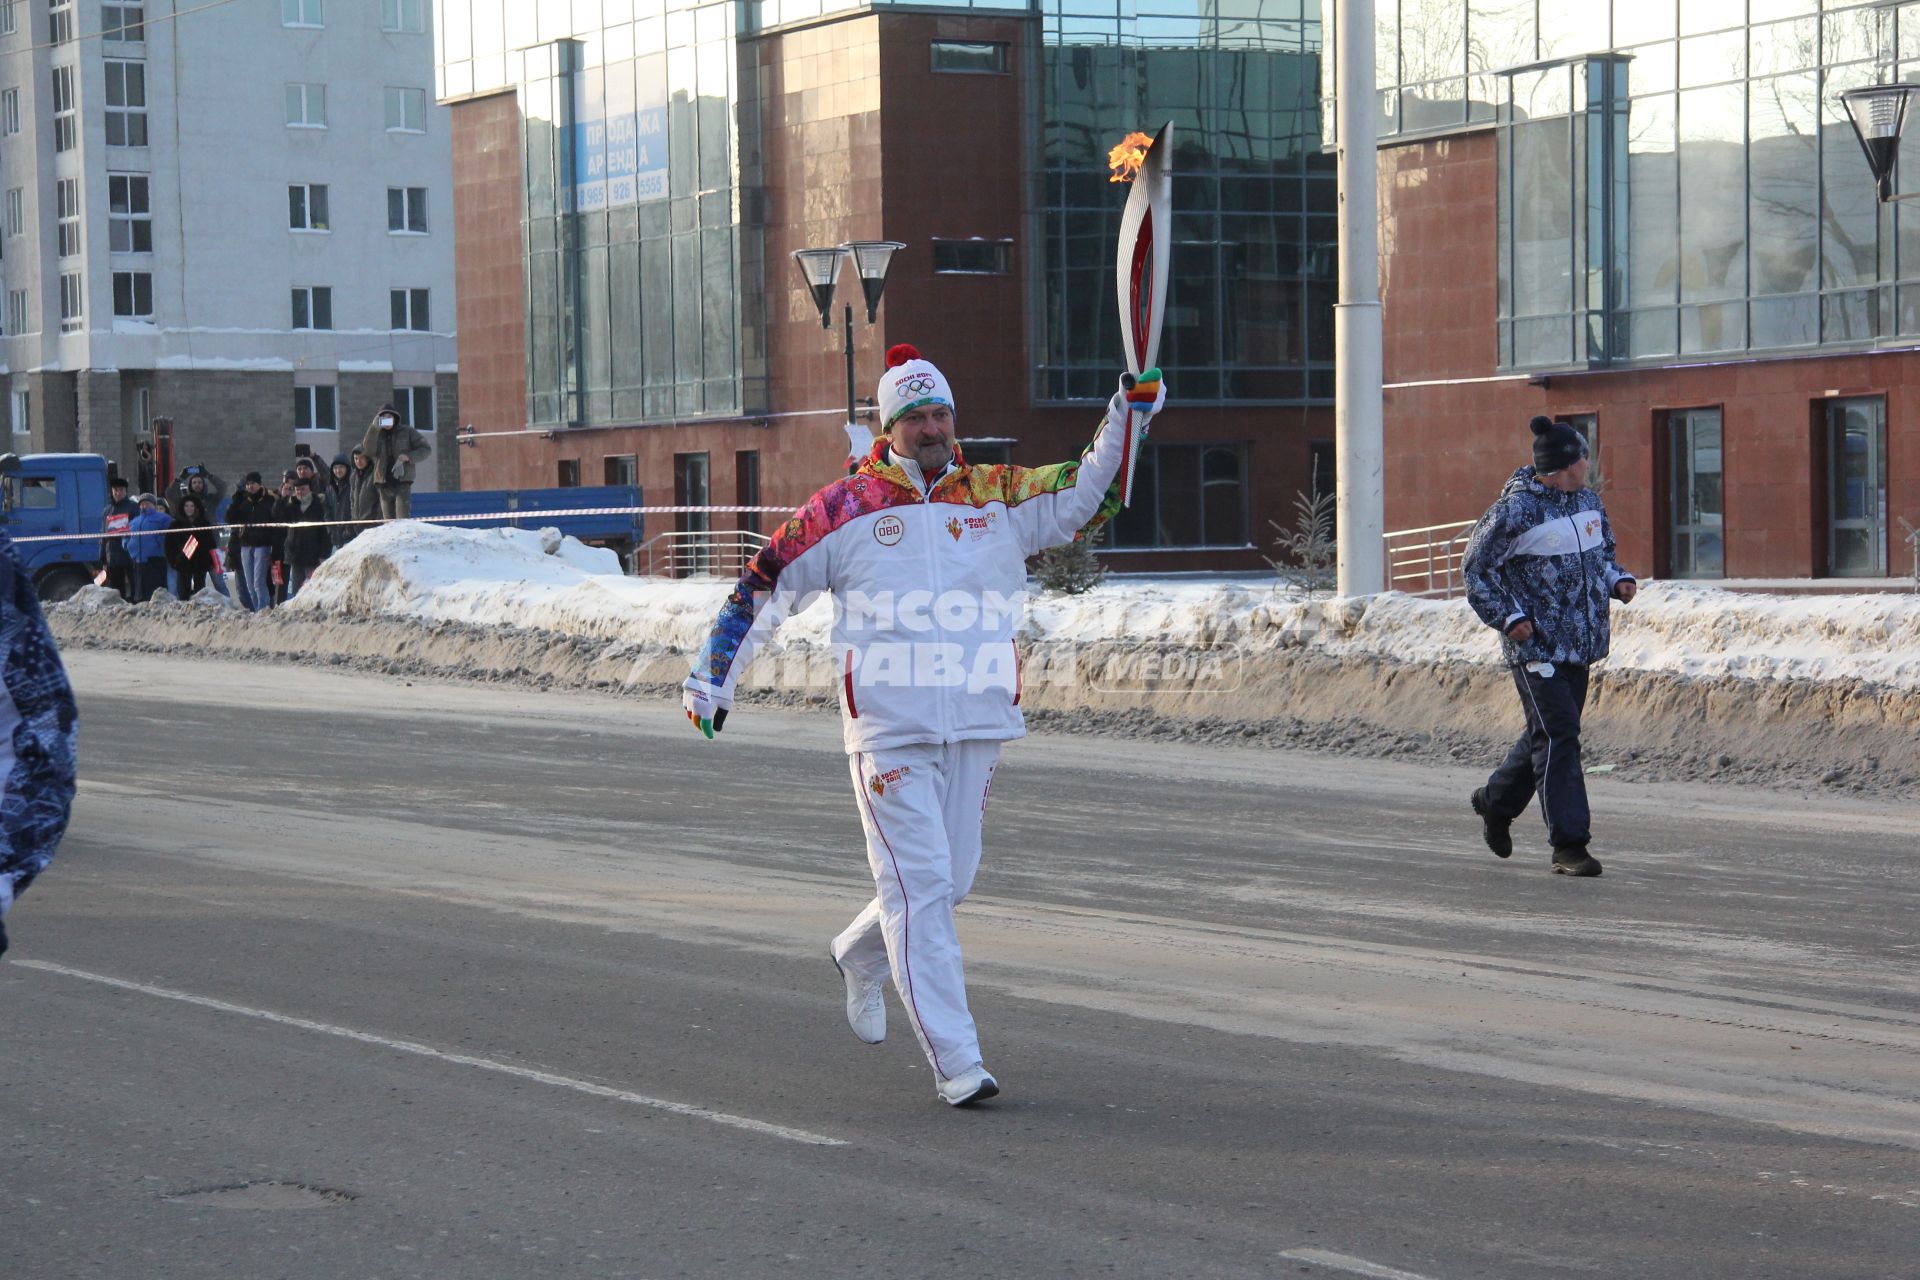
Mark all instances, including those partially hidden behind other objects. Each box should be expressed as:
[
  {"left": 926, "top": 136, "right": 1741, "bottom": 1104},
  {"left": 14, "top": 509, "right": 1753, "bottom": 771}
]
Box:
[
  {"left": 898, "top": 375, "right": 937, "bottom": 397},
  {"left": 874, "top": 514, "right": 905, "bottom": 546}
]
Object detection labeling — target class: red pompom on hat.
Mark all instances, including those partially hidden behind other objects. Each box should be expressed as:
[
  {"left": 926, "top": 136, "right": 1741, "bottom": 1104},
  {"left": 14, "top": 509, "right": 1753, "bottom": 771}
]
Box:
[{"left": 885, "top": 343, "right": 921, "bottom": 369}]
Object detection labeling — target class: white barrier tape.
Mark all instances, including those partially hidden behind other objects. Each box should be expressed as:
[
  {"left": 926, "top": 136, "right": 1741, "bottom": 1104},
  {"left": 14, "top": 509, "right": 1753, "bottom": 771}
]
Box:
[{"left": 9, "top": 505, "right": 794, "bottom": 546}]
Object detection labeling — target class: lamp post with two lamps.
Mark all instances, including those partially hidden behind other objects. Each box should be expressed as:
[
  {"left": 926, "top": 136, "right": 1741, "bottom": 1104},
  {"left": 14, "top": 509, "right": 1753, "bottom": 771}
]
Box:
[
  {"left": 1839, "top": 82, "right": 1920, "bottom": 202},
  {"left": 792, "top": 240, "right": 907, "bottom": 453}
]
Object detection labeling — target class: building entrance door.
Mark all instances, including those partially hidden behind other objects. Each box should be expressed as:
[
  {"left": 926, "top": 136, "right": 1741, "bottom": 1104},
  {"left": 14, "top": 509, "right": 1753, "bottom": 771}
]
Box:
[
  {"left": 1669, "top": 408, "right": 1724, "bottom": 579},
  {"left": 1826, "top": 397, "right": 1886, "bottom": 577},
  {"left": 674, "top": 452, "right": 711, "bottom": 576}
]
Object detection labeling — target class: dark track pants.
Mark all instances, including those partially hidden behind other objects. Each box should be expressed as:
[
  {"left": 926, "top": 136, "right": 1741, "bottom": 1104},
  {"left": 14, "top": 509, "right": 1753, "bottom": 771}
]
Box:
[{"left": 1483, "top": 662, "right": 1591, "bottom": 851}]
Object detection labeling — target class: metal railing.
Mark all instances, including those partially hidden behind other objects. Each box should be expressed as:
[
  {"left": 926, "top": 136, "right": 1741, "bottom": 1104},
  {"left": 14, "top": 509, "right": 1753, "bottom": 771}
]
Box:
[
  {"left": 638, "top": 528, "right": 771, "bottom": 579},
  {"left": 1383, "top": 518, "right": 1478, "bottom": 598}
]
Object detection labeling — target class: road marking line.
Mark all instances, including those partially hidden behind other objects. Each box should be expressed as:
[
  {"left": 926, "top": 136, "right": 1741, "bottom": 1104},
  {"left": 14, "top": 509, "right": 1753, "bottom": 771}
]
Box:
[
  {"left": 16, "top": 959, "right": 848, "bottom": 1149},
  {"left": 1279, "top": 1249, "right": 1441, "bottom": 1280}
]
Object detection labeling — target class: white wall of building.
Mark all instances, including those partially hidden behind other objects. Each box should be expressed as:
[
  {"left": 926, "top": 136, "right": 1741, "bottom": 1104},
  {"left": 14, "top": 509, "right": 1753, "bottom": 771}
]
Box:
[{"left": 0, "top": 0, "right": 456, "bottom": 381}]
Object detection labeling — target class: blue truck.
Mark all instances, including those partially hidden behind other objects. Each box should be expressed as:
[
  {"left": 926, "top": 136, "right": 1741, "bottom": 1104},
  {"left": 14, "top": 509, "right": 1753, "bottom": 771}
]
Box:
[{"left": 0, "top": 452, "right": 646, "bottom": 601}]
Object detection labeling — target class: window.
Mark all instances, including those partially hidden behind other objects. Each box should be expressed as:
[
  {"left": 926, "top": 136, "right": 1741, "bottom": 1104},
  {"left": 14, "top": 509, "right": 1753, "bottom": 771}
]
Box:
[
  {"left": 109, "top": 174, "right": 151, "bottom": 252},
  {"left": 930, "top": 40, "right": 1008, "bottom": 74},
  {"left": 389, "top": 288, "right": 429, "bottom": 330},
  {"left": 1495, "top": 58, "right": 1628, "bottom": 371},
  {"left": 4, "top": 188, "right": 21, "bottom": 237},
  {"left": 381, "top": 0, "right": 423, "bottom": 33},
  {"left": 1667, "top": 408, "right": 1724, "bottom": 580},
  {"left": 288, "top": 183, "right": 329, "bottom": 231},
  {"left": 47, "top": 0, "right": 70, "bottom": 44},
  {"left": 604, "top": 454, "right": 636, "bottom": 487},
  {"left": 932, "top": 239, "right": 1012, "bottom": 275},
  {"left": 556, "top": 459, "right": 580, "bottom": 488},
  {"left": 6, "top": 289, "right": 27, "bottom": 334},
  {"left": 386, "top": 186, "right": 427, "bottom": 233},
  {"left": 58, "top": 272, "right": 82, "bottom": 333},
  {"left": 1104, "top": 443, "right": 1250, "bottom": 549},
  {"left": 384, "top": 86, "right": 425, "bottom": 132},
  {"left": 105, "top": 60, "right": 147, "bottom": 146},
  {"left": 281, "top": 0, "right": 321, "bottom": 26},
  {"left": 55, "top": 178, "right": 79, "bottom": 257},
  {"left": 10, "top": 389, "right": 29, "bottom": 438},
  {"left": 285, "top": 82, "right": 326, "bottom": 128},
  {"left": 1826, "top": 398, "right": 1886, "bottom": 577},
  {"left": 11, "top": 475, "right": 57, "bottom": 508},
  {"left": 0, "top": 3, "right": 14, "bottom": 37},
  {"left": 1, "top": 89, "right": 17, "bottom": 136},
  {"left": 51, "top": 65, "right": 74, "bottom": 152},
  {"left": 102, "top": 4, "right": 142, "bottom": 40},
  {"left": 291, "top": 286, "right": 332, "bottom": 330},
  {"left": 294, "top": 384, "right": 337, "bottom": 432},
  {"left": 392, "top": 384, "right": 434, "bottom": 431},
  {"left": 111, "top": 271, "right": 152, "bottom": 319}
]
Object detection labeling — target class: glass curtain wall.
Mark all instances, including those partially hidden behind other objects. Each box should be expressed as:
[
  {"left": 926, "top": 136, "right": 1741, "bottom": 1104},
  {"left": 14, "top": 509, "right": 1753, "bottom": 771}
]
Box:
[
  {"left": 442, "top": 2, "right": 758, "bottom": 429},
  {"left": 1344, "top": 0, "right": 1920, "bottom": 368},
  {"left": 1039, "top": 0, "right": 1336, "bottom": 404}
]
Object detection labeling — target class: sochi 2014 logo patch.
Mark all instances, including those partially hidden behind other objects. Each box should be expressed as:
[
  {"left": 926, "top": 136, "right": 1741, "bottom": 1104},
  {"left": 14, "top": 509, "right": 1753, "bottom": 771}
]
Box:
[
  {"left": 946, "top": 516, "right": 964, "bottom": 541},
  {"left": 874, "top": 514, "right": 904, "bottom": 546},
  {"left": 898, "top": 376, "right": 937, "bottom": 397},
  {"left": 868, "top": 764, "right": 912, "bottom": 797}
]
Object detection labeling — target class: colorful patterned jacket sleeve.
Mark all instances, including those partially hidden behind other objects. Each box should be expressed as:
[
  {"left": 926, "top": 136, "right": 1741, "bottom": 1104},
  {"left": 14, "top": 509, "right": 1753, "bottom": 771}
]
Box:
[
  {"left": 686, "top": 489, "right": 838, "bottom": 699},
  {"left": 0, "top": 530, "right": 79, "bottom": 919},
  {"left": 998, "top": 412, "right": 1128, "bottom": 556}
]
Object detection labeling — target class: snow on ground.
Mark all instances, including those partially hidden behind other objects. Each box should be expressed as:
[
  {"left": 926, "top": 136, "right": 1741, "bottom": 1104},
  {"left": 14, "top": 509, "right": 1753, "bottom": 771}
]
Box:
[{"left": 283, "top": 521, "right": 1920, "bottom": 691}]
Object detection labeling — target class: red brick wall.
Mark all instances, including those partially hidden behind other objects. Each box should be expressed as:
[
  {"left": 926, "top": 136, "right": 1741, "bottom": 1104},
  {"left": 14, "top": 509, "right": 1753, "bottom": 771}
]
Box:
[
  {"left": 1378, "top": 129, "right": 1920, "bottom": 579},
  {"left": 450, "top": 93, "right": 529, "bottom": 489}
]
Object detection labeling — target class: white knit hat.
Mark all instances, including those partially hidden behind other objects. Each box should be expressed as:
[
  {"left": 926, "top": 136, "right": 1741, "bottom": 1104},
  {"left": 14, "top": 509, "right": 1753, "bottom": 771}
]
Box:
[{"left": 877, "top": 344, "right": 954, "bottom": 430}]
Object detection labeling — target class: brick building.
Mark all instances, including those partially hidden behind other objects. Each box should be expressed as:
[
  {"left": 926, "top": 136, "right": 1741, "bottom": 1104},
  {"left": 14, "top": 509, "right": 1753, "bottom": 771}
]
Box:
[{"left": 1356, "top": 1, "right": 1919, "bottom": 581}]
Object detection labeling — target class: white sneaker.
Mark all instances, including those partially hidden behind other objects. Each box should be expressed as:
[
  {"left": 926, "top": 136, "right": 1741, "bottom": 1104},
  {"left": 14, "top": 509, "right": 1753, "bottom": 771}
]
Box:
[
  {"left": 831, "top": 951, "right": 886, "bottom": 1044},
  {"left": 935, "top": 1063, "right": 1000, "bottom": 1107}
]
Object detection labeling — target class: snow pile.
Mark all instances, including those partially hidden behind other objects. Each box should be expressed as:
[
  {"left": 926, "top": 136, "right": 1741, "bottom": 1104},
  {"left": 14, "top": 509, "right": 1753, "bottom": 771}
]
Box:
[
  {"left": 278, "top": 521, "right": 1920, "bottom": 691},
  {"left": 283, "top": 520, "right": 838, "bottom": 655}
]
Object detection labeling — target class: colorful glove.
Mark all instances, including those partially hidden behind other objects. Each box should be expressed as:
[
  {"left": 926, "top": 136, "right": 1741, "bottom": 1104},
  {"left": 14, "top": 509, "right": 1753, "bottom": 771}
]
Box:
[
  {"left": 682, "top": 678, "right": 732, "bottom": 739},
  {"left": 1107, "top": 368, "right": 1167, "bottom": 434}
]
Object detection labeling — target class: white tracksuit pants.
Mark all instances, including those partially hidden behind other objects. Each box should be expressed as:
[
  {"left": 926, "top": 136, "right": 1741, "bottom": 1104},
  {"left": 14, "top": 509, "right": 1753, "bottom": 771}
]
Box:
[{"left": 831, "top": 740, "right": 1001, "bottom": 1081}]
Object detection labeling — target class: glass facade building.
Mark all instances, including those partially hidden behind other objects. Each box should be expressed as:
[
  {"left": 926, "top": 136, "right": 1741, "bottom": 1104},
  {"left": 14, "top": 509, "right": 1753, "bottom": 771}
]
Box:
[
  {"left": 439, "top": 3, "right": 759, "bottom": 428},
  {"left": 1356, "top": 0, "right": 1920, "bottom": 370},
  {"left": 1038, "top": 0, "right": 1336, "bottom": 404},
  {"left": 438, "top": 0, "right": 1337, "bottom": 432}
]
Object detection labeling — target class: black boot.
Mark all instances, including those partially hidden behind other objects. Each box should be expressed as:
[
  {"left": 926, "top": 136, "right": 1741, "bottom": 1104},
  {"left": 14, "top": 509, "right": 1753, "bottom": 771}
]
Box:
[
  {"left": 1470, "top": 788, "right": 1512, "bottom": 859},
  {"left": 1551, "top": 846, "right": 1603, "bottom": 877}
]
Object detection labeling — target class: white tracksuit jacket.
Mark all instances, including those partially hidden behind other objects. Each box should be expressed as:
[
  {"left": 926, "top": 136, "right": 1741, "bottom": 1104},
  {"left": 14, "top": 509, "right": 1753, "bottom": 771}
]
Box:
[{"left": 688, "top": 404, "right": 1131, "bottom": 751}]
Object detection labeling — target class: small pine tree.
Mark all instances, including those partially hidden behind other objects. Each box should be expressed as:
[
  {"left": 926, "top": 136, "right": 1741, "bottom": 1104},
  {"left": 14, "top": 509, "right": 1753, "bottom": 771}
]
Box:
[
  {"left": 1265, "top": 482, "right": 1337, "bottom": 596},
  {"left": 1033, "top": 535, "right": 1107, "bottom": 595}
]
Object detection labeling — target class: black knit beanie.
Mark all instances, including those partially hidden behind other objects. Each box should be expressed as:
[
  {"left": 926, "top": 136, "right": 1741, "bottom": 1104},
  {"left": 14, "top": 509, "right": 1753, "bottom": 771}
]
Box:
[{"left": 1530, "top": 415, "right": 1586, "bottom": 473}]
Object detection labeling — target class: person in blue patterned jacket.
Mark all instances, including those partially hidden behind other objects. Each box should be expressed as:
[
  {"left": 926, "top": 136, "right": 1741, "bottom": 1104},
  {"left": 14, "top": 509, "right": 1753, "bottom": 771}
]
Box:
[
  {"left": 1462, "top": 416, "right": 1636, "bottom": 878},
  {"left": 0, "top": 522, "right": 79, "bottom": 956}
]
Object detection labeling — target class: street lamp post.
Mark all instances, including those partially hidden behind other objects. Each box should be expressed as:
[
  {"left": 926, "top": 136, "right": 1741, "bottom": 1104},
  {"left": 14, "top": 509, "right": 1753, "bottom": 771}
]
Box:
[
  {"left": 1839, "top": 83, "right": 1920, "bottom": 202},
  {"left": 792, "top": 240, "right": 906, "bottom": 448},
  {"left": 1334, "top": 0, "right": 1384, "bottom": 598}
]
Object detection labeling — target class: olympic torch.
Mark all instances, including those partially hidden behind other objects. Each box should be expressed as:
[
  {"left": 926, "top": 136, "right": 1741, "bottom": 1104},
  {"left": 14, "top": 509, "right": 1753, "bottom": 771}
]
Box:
[{"left": 1110, "top": 121, "right": 1172, "bottom": 507}]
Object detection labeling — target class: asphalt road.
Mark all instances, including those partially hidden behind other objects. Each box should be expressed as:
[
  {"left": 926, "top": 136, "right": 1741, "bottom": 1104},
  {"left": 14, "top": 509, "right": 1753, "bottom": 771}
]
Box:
[{"left": 4, "top": 650, "right": 1916, "bottom": 1279}]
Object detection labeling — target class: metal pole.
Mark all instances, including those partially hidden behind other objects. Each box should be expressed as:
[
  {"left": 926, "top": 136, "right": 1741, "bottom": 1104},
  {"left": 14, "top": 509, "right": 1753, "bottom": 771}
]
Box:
[
  {"left": 1335, "top": 0, "right": 1385, "bottom": 597},
  {"left": 843, "top": 303, "right": 857, "bottom": 437}
]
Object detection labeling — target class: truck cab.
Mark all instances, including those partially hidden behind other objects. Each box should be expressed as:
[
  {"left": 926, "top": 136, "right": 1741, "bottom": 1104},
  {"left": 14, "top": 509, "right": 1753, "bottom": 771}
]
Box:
[{"left": 0, "top": 453, "right": 113, "bottom": 601}]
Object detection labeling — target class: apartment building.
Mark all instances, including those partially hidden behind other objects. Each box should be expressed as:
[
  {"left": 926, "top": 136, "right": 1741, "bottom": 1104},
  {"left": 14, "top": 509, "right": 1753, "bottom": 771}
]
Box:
[{"left": 0, "top": 0, "right": 459, "bottom": 490}]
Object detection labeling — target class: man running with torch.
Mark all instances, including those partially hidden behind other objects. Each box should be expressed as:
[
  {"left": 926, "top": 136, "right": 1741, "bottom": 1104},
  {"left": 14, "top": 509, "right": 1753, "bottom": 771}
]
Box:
[{"left": 682, "top": 344, "right": 1164, "bottom": 1106}]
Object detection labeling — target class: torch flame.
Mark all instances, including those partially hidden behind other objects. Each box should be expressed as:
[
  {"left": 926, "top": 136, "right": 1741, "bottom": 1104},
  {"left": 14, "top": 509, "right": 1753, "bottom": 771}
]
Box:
[{"left": 1107, "top": 131, "right": 1154, "bottom": 183}]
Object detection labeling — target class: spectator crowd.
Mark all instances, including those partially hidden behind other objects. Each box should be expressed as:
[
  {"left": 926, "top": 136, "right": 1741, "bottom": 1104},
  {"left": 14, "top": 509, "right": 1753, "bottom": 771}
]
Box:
[{"left": 96, "top": 406, "right": 431, "bottom": 610}]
